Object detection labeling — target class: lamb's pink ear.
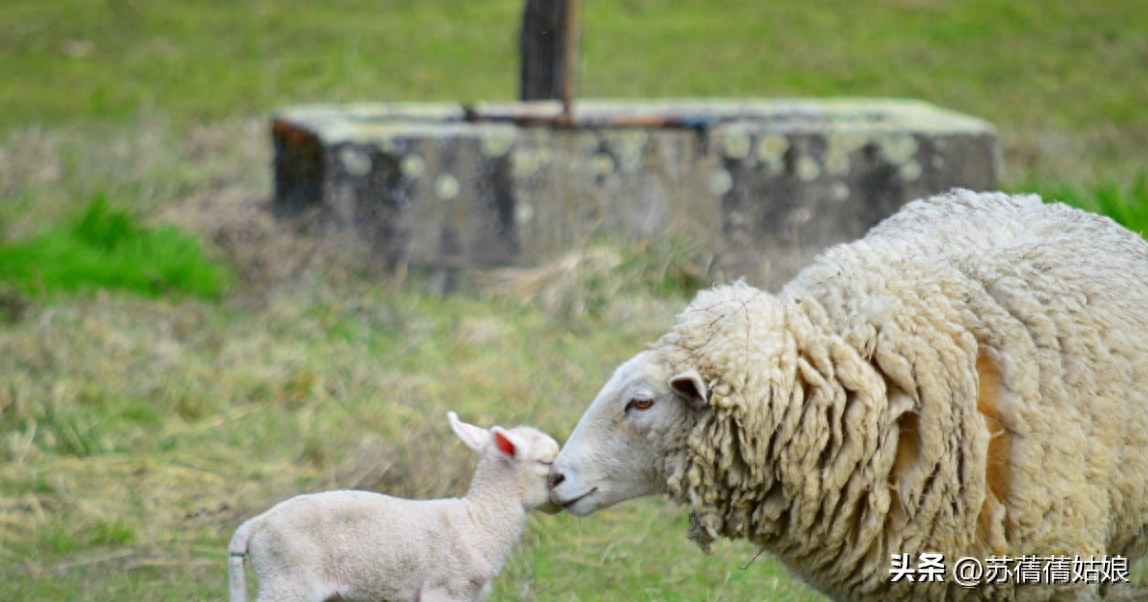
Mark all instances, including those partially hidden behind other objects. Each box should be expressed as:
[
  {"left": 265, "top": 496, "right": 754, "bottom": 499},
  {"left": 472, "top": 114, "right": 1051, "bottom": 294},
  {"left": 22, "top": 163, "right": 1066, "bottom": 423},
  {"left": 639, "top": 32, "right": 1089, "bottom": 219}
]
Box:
[
  {"left": 491, "top": 427, "right": 525, "bottom": 460},
  {"left": 669, "top": 370, "right": 708, "bottom": 409},
  {"left": 448, "top": 412, "right": 490, "bottom": 453}
]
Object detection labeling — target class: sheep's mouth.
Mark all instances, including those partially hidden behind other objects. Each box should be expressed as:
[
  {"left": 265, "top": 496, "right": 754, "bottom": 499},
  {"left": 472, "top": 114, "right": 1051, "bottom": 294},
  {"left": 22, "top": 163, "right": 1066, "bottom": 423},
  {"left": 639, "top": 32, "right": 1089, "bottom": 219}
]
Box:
[{"left": 557, "top": 487, "right": 598, "bottom": 513}]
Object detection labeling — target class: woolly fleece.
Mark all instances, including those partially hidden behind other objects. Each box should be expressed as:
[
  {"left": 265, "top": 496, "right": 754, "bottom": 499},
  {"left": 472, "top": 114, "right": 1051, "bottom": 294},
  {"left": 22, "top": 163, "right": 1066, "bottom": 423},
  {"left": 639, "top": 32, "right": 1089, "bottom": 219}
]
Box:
[{"left": 656, "top": 190, "right": 1148, "bottom": 601}]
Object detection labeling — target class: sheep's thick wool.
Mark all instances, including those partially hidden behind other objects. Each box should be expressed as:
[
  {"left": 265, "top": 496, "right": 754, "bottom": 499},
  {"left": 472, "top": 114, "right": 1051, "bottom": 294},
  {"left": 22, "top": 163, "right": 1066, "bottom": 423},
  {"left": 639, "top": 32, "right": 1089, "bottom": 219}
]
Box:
[{"left": 659, "top": 191, "right": 1148, "bottom": 601}]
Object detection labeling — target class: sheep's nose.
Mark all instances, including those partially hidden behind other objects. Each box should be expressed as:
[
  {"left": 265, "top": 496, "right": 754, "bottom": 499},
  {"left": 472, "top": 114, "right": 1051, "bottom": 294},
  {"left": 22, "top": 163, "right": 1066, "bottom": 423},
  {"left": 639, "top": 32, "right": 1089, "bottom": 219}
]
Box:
[{"left": 548, "top": 472, "right": 565, "bottom": 490}]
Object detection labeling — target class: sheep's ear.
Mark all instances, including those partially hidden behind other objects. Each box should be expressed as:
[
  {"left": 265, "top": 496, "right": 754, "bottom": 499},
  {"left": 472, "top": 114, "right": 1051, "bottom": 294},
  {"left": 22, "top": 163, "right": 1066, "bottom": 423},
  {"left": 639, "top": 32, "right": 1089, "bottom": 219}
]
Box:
[
  {"left": 491, "top": 427, "right": 526, "bottom": 460},
  {"left": 669, "top": 370, "right": 708, "bottom": 409},
  {"left": 448, "top": 412, "right": 491, "bottom": 453}
]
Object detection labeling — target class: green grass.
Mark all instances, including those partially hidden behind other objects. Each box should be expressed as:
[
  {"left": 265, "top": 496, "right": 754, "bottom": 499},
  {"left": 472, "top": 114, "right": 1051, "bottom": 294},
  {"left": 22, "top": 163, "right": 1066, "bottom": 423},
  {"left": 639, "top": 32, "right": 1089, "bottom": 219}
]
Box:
[
  {"left": 3, "top": 0, "right": 1146, "bottom": 138},
  {"left": 0, "top": 195, "right": 231, "bottom": 301},
  {"left": 2, "top": 1, "right": 1148, "bottom": 600},
  {"left": 2, "top": 0, "right": 1147, "bottom": 187},
  {"left": 0, "top": 0, "right": 524, "bottom": 130}
]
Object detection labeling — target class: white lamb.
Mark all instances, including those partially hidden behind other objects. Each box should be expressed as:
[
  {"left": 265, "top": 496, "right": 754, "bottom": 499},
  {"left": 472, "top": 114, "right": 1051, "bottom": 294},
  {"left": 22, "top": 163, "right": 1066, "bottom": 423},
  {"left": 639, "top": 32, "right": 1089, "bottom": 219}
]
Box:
[{"left": 227, "top": 412, "right": 560, "bottom": 602}]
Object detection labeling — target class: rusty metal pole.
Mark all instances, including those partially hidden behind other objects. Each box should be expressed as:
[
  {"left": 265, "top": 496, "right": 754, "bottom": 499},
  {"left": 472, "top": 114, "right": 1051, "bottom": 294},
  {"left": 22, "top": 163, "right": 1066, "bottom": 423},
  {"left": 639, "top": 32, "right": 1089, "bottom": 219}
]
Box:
[
  {"left": 520, "top": 0, "right": 580, "bottom": 122},
  {"left": 559, "top": 0, "right": 581, "bottom": 123}
]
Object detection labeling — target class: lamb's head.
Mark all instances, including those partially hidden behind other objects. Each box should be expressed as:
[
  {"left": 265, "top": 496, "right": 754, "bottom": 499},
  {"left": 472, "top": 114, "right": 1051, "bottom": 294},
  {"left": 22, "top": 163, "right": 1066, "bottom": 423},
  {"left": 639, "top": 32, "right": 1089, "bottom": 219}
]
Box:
[
  {"left": 448, "top": 412, "right": 561, "bottom": 513},
  {"left": 548, "top": 350, "right": 710, "bottom": 515}
]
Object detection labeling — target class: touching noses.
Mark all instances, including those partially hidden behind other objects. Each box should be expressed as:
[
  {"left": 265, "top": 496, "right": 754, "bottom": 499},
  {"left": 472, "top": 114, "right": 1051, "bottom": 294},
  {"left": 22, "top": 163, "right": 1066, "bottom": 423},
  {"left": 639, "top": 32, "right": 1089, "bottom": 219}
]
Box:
[{"left": 548, "top": 471, "right": 565, "bottom": 490}]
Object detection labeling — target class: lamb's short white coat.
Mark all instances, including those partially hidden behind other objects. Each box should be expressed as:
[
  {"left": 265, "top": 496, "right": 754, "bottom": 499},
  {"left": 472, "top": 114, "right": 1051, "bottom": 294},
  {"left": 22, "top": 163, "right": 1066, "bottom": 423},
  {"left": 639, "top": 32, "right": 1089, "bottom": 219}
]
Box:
[
  {"left": 551, "top": 190, "right": 1148, "bottom": 601},
  {"left": 228, "top": 412, "right": 559, "bottom": 602}
]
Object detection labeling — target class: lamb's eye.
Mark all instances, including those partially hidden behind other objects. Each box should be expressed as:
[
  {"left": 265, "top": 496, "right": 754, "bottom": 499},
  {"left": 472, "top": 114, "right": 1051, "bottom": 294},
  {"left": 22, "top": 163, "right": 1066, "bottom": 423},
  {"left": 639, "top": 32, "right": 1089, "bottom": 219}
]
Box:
[{"left": 626, "top": 398, "right": 655, "bottom": 412}]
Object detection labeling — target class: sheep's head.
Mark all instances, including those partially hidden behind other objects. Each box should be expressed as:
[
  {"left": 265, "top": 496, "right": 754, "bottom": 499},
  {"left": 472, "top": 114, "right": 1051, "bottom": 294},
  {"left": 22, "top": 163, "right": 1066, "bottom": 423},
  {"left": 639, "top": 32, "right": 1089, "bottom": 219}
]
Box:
[
  {"left": 548, "top": 350, "right": 710, "bottom": 515},
  {"left": 551, "top": 283, "right": 794, "bottom": 520},
  {"left": 449, "top": 412, "right": 562, "bottom": 514}
]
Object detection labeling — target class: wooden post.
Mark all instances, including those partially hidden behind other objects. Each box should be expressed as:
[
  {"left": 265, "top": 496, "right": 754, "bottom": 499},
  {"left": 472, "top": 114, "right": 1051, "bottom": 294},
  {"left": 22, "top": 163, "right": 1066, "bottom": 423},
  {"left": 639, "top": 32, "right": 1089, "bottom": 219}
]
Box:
[{"left": 520, "top": 0, "right": 581, "bottom": 116}]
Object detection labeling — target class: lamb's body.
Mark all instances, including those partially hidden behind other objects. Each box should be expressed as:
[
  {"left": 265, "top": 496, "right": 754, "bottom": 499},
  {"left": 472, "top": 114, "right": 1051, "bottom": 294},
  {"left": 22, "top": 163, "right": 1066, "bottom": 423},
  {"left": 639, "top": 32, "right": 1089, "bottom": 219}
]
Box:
[
  {"left": 229, "top": 491, "right": 518, "bottom": 602},
  {"left": 230, "top": 414, "right": 559, "bottom": 602},
  {"left": 551, "top": 191, "right": 1148, "bottom": 601}
]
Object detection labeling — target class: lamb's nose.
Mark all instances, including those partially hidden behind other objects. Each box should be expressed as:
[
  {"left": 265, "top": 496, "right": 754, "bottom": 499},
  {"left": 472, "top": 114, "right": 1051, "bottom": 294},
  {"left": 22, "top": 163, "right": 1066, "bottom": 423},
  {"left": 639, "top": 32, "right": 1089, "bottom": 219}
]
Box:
[{"left": 548, "top": 472, "right": 565, "bottom": 489}]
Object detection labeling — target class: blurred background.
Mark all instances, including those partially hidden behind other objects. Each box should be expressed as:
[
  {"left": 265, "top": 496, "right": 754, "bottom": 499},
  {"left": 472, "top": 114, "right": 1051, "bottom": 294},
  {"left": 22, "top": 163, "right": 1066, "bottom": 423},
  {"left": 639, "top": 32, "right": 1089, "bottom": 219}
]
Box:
[{"left": 1, "top": 1, "right": 1146, "bottom": 600}]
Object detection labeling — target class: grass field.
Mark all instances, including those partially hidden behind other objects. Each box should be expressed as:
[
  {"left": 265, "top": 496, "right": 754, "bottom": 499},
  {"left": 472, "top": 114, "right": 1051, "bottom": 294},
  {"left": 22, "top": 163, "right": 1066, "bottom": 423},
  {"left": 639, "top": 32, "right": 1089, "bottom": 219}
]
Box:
[{"left": 2, "top": 1, "right": 1147, "bottom": 600}]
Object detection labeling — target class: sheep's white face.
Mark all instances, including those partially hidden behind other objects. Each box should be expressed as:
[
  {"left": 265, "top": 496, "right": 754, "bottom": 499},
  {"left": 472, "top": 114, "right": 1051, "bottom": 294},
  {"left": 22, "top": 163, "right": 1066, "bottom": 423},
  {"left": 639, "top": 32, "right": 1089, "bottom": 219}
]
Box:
[{"left": 550, "top": 351, "right": 708, "bottom": 515}]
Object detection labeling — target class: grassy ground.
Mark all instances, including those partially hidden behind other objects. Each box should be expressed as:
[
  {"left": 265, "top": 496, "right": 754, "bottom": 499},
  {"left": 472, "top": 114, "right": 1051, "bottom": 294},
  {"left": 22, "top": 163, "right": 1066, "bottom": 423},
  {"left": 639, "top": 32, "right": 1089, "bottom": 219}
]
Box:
[
  {"left": 2, "top": 1, "right": 1147, "bottom": 600},
  {"left": 0, "top": 276, "right": 823, "bottom": 601}
]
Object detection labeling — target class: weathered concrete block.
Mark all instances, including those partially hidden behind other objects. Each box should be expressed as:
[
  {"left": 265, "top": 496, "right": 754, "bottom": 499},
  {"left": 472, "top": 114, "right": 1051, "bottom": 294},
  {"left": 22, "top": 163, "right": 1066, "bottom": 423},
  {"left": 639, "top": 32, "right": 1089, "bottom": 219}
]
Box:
[{"left": 272, "top": 99, "right": 998, "bottom": 289}]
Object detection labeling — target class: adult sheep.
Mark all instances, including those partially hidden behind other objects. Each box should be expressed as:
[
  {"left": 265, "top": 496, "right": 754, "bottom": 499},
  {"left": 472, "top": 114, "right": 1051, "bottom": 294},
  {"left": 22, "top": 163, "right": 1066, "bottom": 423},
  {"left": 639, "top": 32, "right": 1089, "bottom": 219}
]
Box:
[{"left": 549, "top": 190, "right": 1148, "bottom": 602}]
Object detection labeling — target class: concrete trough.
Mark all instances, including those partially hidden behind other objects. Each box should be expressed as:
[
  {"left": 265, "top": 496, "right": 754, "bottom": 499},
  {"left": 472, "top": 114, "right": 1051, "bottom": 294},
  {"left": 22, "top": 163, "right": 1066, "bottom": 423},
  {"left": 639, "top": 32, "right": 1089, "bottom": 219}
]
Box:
[{"left": 272, "top": 98, "right": 998, "bottom": 289}]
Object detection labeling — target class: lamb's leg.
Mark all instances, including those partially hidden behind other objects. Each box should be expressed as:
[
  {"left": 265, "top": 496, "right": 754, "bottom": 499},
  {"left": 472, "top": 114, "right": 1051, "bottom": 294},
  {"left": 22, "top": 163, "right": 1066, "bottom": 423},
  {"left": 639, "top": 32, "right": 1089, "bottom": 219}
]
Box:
[
  {"left": 247, "top": 537, "right": 330, "bottom": 602},
  {"left": 228, "top": 555, "right": 248, "bottom": 602},
  {"left": 253, "top": 580, "right": 329, "bottom": 602},
  {"left": 419, "top": 580, "right": 493, "bottom": 602},
  {"left": 419, "top": 586, "right": 463, "bottom": 602}
]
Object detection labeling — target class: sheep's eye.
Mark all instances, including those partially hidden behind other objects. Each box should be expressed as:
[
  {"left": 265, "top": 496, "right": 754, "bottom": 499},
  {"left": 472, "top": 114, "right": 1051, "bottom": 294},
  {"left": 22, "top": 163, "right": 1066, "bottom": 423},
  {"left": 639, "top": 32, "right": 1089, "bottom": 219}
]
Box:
[{"left": 626, "top": 398, "right": 655, "bottom": 412}]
